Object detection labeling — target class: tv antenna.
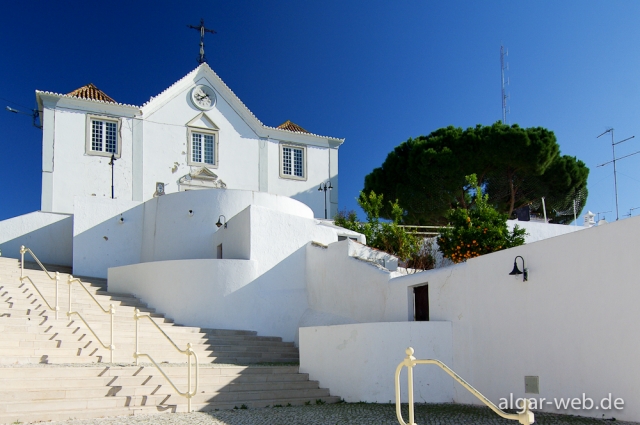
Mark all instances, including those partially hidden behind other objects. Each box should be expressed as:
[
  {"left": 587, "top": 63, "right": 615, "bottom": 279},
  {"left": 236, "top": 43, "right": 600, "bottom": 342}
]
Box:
[
  {"left": 624, "top": 206, "right": 640, "bottom": 217},
  {"left": 500, "top": 45, "right": 509, "bottom": 124},
  {"left": 594, "top": 210, "right": 611, "bottom": 223},
  {"left": 596, "top": 128, "right": 637, "bottom": 221}
]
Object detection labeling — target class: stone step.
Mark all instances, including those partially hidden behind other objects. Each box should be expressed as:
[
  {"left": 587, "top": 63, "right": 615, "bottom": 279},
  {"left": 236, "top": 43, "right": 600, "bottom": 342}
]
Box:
[
  {"left": 0, "top": 365, "right": 301, "bottom": 378},
  {"left": 0, "top": 259, "right": 320, "bottom": 423},
  {"left": 0, "top": 379, "right": 324, "bottom": 402},
  {"left": 0, "top": 330, "right": 292, "bottom": 348},
  {"left": 0, "top": 372, "right": 310, "bottom": 388},
  {"left": 0, "top": 395, "right": 342, "bottom": 424},
  {"left": 0, "top": 353, "right": 298, "bottom": 365},
  {"left": 0, "top": 387, "right": 334, "bottom": 415}
]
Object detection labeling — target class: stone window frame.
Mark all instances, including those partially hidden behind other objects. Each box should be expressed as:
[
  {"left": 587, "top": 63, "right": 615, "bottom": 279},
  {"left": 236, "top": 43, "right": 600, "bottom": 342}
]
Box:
[
  {"left": 279, "top": 143, "right": 307, "bottom": 181},
  {"left": 85, "top": 114, "right": 122, "bottom": 158},
  {"left": 187, "top": 127, "right": 219, "bottom": 168}
]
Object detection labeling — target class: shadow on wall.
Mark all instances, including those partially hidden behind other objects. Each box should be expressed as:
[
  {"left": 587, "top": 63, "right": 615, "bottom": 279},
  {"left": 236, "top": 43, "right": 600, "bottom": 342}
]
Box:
[
  {"left": 292, "top": 185, "right": 336, "bottom": 220},
  {"left": 111, "top": 245, "right": 310, "bottom": 345},
  {"left": 0, "top": 213, "right": 73, "bottom": 266},
  {"left": 72, "top": 203, "right": 146, "bottom": 279}
]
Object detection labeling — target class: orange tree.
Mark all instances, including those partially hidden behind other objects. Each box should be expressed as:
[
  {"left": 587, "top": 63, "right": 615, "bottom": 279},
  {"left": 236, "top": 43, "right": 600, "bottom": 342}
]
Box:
[{"left": 438, "top": 175, "right": 526, "bottom": 263}]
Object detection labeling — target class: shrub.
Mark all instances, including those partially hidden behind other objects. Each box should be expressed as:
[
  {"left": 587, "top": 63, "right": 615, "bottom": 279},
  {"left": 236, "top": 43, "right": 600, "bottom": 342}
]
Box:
[
  {"left": 334, "top": 191, "right": 421, "bottom": 262},
  {"left": 438, "top": 175, "right": 526, "bottom": 263}
]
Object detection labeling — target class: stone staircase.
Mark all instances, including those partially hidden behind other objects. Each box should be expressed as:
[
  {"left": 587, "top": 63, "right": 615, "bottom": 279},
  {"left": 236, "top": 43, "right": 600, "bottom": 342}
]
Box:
[{"left": 0, "top": 257, "right": 339, "bottom": 423}]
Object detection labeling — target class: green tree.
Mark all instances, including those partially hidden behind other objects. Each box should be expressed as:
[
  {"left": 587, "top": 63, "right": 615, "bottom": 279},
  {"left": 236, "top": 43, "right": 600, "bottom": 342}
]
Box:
[
  {"left": 364, "top": 122, "right": 589, "bottom": 224},
  {"left": 438, "top": 175, "right": 527, "bottom": 263},
  {"left": 334, "top": 191, "right": 421, "bottom": 262}
]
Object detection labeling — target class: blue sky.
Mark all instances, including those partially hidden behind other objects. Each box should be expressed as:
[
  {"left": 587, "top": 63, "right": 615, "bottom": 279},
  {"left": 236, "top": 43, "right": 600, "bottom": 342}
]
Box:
[{"left": 2, "top": 1, "right": 640, "bottom": 223}]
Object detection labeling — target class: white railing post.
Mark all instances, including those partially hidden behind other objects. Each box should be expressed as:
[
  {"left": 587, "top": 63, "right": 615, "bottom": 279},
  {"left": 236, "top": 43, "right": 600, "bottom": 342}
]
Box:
[
  {"left": 54, "top": 271, "right": 59, "bottom": 320},
  {"left": 19, "top": 246, "right": 59, "bottom": 318},
  {"left": 20, "top": 245, "right": 25, "bottom": 279},
  {"left": 395, "top": 347, "right": 534, "bottom": 425},
  {"left": 134, "top": 308, "right": 139, "bottom": 366},
  {"left": 67, "top": 275, "right": 72, "bottom": 317},
  {"left": 109, "top": 304, "right": 115, "bottom": 363},
  {"left": 66, "top": 274, "right": 115, "bottom": 363},
  {"left": 187, "top": 342, "right": 193, "bottom": 412},
  {"left": 407, "top": 353, "right": 415, "bottom": 425},
  {"left": 133, "top": 311, "right": 199, "bottom": 413}
]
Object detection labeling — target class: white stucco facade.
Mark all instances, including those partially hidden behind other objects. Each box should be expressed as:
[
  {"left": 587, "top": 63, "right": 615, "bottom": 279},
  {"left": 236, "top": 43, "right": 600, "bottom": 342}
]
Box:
[
  {"left": 300, "top": 217, "right": 640, "bottom": 422},
  {"left": 299, "top": 322, "right": 454, "bottom": 404},
  {"left": 35, "top": 64, "right": 343, "bottom": 219},
  {"left": 72, "top": 189, "right": 316, "bottom": 278},
  {"left": 0, "top": 211, "right": 73, "bottom": 266}
]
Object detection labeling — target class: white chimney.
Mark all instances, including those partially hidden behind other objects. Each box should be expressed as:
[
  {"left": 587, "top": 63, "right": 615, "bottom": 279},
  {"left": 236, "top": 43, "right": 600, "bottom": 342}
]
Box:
[{"left": 583, "top": 211, "right": 595, "bottom": 228}]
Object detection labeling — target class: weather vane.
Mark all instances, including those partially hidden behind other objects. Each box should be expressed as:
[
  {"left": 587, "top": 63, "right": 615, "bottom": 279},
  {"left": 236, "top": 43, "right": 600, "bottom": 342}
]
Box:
[{"left": 188, "top": 18, "right": 216, "bottom": 64}]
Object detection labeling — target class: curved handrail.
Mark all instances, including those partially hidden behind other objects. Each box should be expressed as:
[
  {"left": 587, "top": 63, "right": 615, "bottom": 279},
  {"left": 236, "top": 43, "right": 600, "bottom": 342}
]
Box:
[
  {"left": 395, "top": 347, "right": 534, "bottom": 425},
  {"left": 19, "top": 246, "right": 60, "bottom": 319},
  {"left": 67, "top": 275, "right": 115, "bottom": 363},
  {"left": 134, "top": 309, "right": 199, "bottom": 412}
]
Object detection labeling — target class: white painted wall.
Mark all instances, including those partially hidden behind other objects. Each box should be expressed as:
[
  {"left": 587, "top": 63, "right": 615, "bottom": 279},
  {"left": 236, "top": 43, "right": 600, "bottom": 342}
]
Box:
[
  {"left": 382, "top": 217, "right": 640, "bottom": 422},
  {"left": 71, "top": 189, "right": 314, "bottom": 278},
  {"left": 141, "top": 190, "right": 314, "bottom": 263},
  {"left": 246, "top": 205, "right": 336, "bottom": 274},
  {"left": 267, "top": 140, "right": 338, "bottom": 219},
  {"left": 109, "top": 204, "right": 343, "bottom": 342},
  {"left": 72, "top": 197, "right": 144, "bottom": 278},
  {"left": 108, "top": 259, "right": 263, "bottom": 330},
  {"left": 305, "top": 240, "right": 396, "bottom": 325},
  {"left": 0, "top": 211, "right": 73, "bottom": 266},
  {"left": 39, "top": 96, "right": 139, "bottom": 214},
  {"left": 299, "top": 322, "right": 454, "bottom": 404},
  {"left": 508, "top": 219, "right": 584, "bottom": 244},
  {"left": 141, "top": 75, "right": 260, "bottom": 200}
]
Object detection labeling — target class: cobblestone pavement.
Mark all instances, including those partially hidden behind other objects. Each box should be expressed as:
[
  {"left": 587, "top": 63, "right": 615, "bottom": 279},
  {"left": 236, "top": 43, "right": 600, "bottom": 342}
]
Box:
[{"left": 35, "top": 403, "right": 636, "bottom": 425}]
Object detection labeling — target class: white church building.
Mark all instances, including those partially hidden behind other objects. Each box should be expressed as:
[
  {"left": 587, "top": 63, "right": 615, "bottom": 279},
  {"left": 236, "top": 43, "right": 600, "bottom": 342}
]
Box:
[
  {"left": 36, "top": 63, "right": 342, "bottom": 217},
  {"left": 1, "top": 63, "right": 640, "bottom": 422}
]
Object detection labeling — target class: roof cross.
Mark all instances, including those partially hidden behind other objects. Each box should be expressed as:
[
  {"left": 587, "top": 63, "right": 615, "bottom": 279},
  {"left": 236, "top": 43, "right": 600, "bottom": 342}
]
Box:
[{"left": 187, "top": 18, "right": 216, "bottom": 64}]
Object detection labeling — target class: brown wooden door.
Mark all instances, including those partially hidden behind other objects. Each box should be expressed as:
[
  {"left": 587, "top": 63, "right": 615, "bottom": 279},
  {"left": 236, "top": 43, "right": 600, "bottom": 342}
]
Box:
[{"left": 414, "top": 285, "right": 429, "bottom": 321}]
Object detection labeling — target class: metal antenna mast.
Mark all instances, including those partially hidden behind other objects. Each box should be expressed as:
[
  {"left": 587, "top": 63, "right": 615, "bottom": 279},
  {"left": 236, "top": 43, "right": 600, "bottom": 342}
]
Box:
[
  {"left": 597, "top": 128, "right": 637, "bottom": 221},
  {"left": 188, "top": 19, "right": 216, "bottom": 64},
  {"left": 500, "top": 45, "right": 509, "bottom": 123}
]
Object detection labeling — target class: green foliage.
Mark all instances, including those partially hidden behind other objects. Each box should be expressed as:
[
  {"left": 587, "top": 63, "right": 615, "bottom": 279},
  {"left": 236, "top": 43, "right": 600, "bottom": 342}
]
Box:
[
  {"left": 438, "top": 175, "right": 527, "bottom": 263},
  {"left": 364, "top": 122, "right": 589, "bottom": 224},
  {"left": 334, "top": 191, "right": 421, "bottom": 261}
]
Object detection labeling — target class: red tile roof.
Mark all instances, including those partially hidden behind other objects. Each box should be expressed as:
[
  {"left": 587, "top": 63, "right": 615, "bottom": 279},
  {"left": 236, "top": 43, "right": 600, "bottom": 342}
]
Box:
[
  {"left": 277, "top": 120, "right": 309, "bottom": 133},
  {"left": 67, "top": 83, "right": 116, "bottom": 103}
]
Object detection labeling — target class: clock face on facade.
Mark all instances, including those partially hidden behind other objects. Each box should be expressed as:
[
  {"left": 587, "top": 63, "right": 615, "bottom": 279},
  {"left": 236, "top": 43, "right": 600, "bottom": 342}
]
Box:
[{"left": 191, "top": 85, "right": 216, "bottom": 110}]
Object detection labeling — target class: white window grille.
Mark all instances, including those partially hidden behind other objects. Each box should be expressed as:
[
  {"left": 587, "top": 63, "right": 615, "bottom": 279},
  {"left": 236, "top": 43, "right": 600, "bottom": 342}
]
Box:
[
  {"left": 280, "top": 144, "right": 306, "bottom": 180},
  {"left": 187, "top": 128, "right": 218, "bottom": 168},
  {"left": 86, "top": 115, "right": 121, "bottom": 157}
]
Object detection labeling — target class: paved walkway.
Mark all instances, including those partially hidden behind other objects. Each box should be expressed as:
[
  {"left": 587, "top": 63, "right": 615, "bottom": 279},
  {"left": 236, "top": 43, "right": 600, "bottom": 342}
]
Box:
[{"left": 37, "top": 403, "right": 635, "bottom": 425}]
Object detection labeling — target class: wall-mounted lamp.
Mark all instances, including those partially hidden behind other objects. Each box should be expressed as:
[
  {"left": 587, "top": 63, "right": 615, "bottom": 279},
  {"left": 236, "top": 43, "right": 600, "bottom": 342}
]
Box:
[
  {"left": 318, "top": 181, "right": 333, "bottom": 219},
  {"left": 188, "top": 209, "right": 194, "bottom": 217},
  {"left": 509, "top": 255, "right": 528, "bottom": 282},
  {"left": 216, "top": 215, "right": 227, "bottom": 229},
  {"left": 118, "top": 215, "right": 124, "bottom": 224}
]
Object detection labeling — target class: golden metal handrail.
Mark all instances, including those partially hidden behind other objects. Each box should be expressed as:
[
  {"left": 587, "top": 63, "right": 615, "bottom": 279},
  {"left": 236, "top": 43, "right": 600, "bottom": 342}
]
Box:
[
  {"left": 134, "top": 309, "right": 199, "bottom": 412},
  {"left": 19, "top": 246, "right": 60, "bottom": 319},
  {"left": 395, "top": 347, "right": 534, "bottom": 425},
  {"left": 67, "top": 275, "right": 115, "bottom": 363}
]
